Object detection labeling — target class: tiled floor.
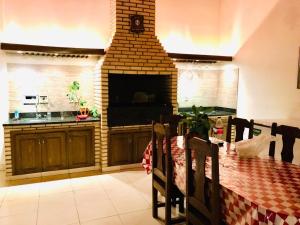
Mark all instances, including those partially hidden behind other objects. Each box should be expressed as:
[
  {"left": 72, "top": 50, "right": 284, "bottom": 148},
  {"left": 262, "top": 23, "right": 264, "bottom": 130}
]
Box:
[{"left": 0, "top": 169, "right": 183, "bottom": 225}]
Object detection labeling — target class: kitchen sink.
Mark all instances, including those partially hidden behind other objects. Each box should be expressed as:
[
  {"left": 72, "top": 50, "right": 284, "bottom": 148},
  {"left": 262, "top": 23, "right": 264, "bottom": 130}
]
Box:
[{"left": 24, "top": 118, "right": 48, "bottom": 123}]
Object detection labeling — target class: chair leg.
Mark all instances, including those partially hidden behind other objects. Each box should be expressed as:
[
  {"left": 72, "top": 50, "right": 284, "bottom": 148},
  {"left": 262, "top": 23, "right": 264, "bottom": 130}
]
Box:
[
  {"left": 152, "top": 187, "right": 158, "bottom": 218},
  {"left": 171, "top": 197, "right": 176, "bottom": 207},
  {"left": 179, "top": 196, "right": 184, "bottom": 213},
  {"left": 186, "top": 207, "right": 190, "bottom": 225},
  {"left": 165, "top": 194, "right": 172, "bottom": 225}
]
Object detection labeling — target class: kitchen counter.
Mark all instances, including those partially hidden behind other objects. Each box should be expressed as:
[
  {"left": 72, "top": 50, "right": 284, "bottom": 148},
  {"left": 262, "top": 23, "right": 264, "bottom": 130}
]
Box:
[
  {"left": 178, "top": 106, "right": 236, "bottom": 117},
  {"left": 3, "top": 116, "right": 100, "bottom": 126}
]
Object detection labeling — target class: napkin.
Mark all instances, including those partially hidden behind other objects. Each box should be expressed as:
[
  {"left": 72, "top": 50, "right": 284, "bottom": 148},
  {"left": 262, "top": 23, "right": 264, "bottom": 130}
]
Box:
[{"left": 235, "top": 134, "right": 276, "bottom": 158}]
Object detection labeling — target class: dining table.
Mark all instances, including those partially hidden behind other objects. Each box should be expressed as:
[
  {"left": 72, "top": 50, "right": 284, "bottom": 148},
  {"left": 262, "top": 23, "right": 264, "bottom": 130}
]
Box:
[{"left": 142, "top": 136, "right": 300, "bottom": 225}]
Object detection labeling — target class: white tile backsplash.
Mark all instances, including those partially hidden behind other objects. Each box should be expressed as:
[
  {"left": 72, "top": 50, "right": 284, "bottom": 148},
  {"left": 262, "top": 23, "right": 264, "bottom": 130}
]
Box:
[
  {"left": 8, "top": 62, "right": 97, "bottom": 113},
  {"left": 176, "top": 63, "right": 239, "bottom": 108}
]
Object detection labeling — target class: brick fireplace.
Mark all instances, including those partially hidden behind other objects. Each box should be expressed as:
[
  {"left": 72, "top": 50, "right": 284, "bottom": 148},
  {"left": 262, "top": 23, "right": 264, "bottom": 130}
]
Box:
[{"left": 97, "top": 0, "right": 178, "bottom": 169}]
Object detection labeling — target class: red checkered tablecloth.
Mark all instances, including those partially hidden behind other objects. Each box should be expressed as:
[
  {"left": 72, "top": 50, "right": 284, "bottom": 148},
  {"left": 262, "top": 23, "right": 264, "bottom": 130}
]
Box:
[{"left": 141, "top": 136, "right": 300, "bottom": 225}]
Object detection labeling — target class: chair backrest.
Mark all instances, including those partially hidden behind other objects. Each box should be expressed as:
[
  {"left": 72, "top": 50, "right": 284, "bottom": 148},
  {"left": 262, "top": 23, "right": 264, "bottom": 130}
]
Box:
[
  {"left": 226, "top": 116, "right": 254, "bottom": 143},
  {"left": 159, "top": 114, "right": 187, "bottom": 137},
  {"left": 185, "top": 136, "right": 220, "bottom": 225},
  {"left": 152, "top": 121, "right": 172, "bottom": 182},
  {"left": 269, "top": 123, "right": 300, "bottom": 163}
]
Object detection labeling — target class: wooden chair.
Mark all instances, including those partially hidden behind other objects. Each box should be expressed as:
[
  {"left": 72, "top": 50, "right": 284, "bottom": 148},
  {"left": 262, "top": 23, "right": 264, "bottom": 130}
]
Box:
[
  {"left": 226, "top": 116, "right": 254, "bottom": 143},
  {"left": 159, "top": 114, "right": 187, "bottom": 137},
  {"left": 269, "top": 123, "right": 300, "bottom": 163},
  {"left": 152, "top": 121, "right": 185, "bottom": 224},
  {"left": 185, "top": 136, "right": 221, "bottom": 225}
]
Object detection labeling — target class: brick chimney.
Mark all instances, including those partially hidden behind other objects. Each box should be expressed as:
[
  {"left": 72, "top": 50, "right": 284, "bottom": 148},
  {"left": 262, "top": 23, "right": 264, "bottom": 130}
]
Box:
[{"left": 97, "top": 0, "right": 178, "bottom": 169}]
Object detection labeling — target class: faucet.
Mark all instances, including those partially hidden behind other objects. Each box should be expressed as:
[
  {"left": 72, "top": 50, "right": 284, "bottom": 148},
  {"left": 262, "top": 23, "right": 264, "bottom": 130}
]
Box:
[{"left": 35, "top": 95, "right": 41, "bottom": 119}]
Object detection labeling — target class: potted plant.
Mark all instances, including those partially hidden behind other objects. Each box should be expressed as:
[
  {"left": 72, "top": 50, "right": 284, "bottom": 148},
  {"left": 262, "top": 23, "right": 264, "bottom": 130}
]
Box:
[
  {"left": 79, "top": 99, "right": 88, "bottom": 115},
  {"left": 90, "top": 106, "right": 99, "bottom": 118},
  {"left": 179, "top": 105, "right": 211, "bottom": 140},
  {"left": 67, "top": 81, "right": 88, "bottom": 116}
]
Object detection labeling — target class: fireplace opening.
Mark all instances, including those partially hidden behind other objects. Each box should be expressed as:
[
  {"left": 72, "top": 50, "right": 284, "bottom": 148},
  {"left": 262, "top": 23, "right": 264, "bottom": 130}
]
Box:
[{"left": 107, "top": 74, "right": 173, "bottom": 126}]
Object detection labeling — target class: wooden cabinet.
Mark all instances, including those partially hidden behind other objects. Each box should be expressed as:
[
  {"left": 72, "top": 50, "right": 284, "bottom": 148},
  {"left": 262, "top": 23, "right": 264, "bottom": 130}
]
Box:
[
  {"left": 133, "top": 131, "right": 152, "bottom": 163},
  {"left": 13, "top": 133, "right": 42, "bottom": 175},
  {"left": 109, "top": 128, "right": 151, "bottom": 166},
  {"left": 109, "top": 132, "right": 133, "bottom": 166},
  {"left": 68, "top": 128, "right": 94, "bottom": 169},
  {"left": 11, "top": 127, "right": 94, "bottom": 175},
  {"left": 41, "top": 132, "right": 67, "bottom": 171}
]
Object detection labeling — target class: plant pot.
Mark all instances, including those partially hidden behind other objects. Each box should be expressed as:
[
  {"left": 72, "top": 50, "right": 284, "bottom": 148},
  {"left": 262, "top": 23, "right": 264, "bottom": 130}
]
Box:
[{"left": 80, "top": 107, "right": 89, "bottom": 115}]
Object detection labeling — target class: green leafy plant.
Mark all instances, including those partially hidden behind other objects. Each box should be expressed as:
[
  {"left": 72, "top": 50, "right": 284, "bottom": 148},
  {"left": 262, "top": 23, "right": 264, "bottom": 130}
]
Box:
[
  {"left": 79, "top": 99, "right": 87, "bottom": 107},
  {"left": 180, "top": 105, "right": 211, "bottom": 140},
  {"left": 90, "top": 106, "right": 99, "bottom": 118},
  {"left": 67, "top": 81, "right": 87, "bottom": 111}
]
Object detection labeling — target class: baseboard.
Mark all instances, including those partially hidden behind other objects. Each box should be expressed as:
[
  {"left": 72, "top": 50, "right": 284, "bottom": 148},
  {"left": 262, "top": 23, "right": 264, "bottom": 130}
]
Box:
[
  {"left": 102, "top": 163, "right": 141, "bottom": 173},
  {"left": 6, "top": 166, "right": 102, "bottom": 180}
]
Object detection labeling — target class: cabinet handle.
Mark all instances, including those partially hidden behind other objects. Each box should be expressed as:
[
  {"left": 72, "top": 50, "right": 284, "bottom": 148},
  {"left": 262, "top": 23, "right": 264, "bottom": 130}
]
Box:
[
  {"left": 42, "top": 139, "right": 45, "bottom": 144},
  {"left": 38, "top": 139, "right": 41, "bottom": 145}
]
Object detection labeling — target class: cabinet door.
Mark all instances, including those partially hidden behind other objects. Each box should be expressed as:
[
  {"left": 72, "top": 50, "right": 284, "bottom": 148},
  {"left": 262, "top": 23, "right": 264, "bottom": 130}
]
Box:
[
  {"left": 41, "top": 132, "right": 67, "bottom": 171},
  {"left": 109, "top": 133, "right": 132, "bottom": 166},
  {"left": 133, "top": 131, "right": 151, "bottom": 163},
  {"left": 13, "top": 133, "right": 42, "bottom": 175},
  {"left": 68, "top": 129, "right": 94, "bottom": 169}
]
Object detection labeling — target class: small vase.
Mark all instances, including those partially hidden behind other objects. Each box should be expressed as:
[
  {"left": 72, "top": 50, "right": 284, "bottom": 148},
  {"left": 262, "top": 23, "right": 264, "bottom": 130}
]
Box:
[{"left": 80, "top": 107, "right": 89, "bottom": 115}]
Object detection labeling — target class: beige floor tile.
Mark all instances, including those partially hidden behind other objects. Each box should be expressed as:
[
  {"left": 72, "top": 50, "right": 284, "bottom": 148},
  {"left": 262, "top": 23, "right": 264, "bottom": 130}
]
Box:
[
  {"left": 0, "top": 187, "right": 7, "bottom": 206},
  {"left": 0, "top": 169, "right": 159, "bottom": 225},
  {"left": 110, "top": 192, "right": 150, "bottom": 214},
  {"left": 74, "top": 188, "right": 109, "bottom": 204},
  {"left": 130, "top": 174, "right": 152, "bottom": 203},
  {"left": 38, "top": 192, "right": 77, "bottom": 225},
  {"left": 4, "top": 183, "right": 40, "bottom": 201},
  {"left": 39, "top": 178, "right": 72, "bottom": 195},
  {"left": 98, "top": 173, "right": 131, "bottom": 191},
  {"left": 39, "top": 191, "right": 75, "bottom": 210},
  {"left": 37, "top": 206, "right": 79, "bottom": 225},
  {"left": 119, "top": 209, "right": 161, "bottom": 225},
  {"left": 0, "top": 212, "right": 37, "bottom": 225},
  {"left": 71, "top": 175, "right": 103, "bottom": 191},
  {"left": 106, "top": 185, "right": 141, "bottom": 199},
  {"left": 0, "top": 198, "right": 38, "bottom": 217},
  {"left": 81, "top": 216, "right": 123, "bottom": 225},
  {"left": 122, "top": 169, "right": 148, "bottom": 182},
  {"left": 77, "top": 199, "right": 117, "bottom": 222},
  {"left": 157, "top": 206, "right": 186, "bottom": 223}
]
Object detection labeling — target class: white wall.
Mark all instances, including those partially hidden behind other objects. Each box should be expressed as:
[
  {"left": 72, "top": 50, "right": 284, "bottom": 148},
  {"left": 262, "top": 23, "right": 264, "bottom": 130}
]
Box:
[
  {"left": 1, "top": 0, "right": 111, "bottom": 48},
  {"left": 156, "top": 0, "right": 221, "bottom": 55},
  {"left": 0, "top": 0, "right": 9, "bottom": 169},
  {"left": 220, "top": 0, "right": 300, "bottom": 120},
  {"left": 0, "top": 0, "right": 222, "bottom": 54},
  {"left": 219, "top": 0, "right": 279, "bottom": 56}
]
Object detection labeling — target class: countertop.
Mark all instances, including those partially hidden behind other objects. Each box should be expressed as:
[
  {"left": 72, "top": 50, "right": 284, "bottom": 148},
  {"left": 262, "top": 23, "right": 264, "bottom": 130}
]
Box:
[
  {"left": 3, "top": 116, "right": 100, "bottom": 126},
  {"left": 178, "top": 106, "right": 236, "bottom": 117}
]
